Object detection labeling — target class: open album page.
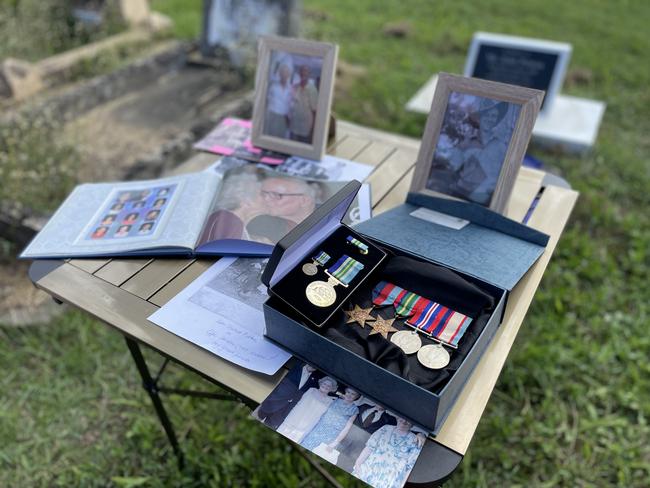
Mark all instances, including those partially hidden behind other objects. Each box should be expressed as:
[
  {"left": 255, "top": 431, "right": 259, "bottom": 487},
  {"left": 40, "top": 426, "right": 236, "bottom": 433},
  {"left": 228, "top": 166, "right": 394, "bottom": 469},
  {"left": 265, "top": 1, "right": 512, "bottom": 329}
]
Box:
[{"left": 21, "top": 172, "right": 220, "bottom": 259}]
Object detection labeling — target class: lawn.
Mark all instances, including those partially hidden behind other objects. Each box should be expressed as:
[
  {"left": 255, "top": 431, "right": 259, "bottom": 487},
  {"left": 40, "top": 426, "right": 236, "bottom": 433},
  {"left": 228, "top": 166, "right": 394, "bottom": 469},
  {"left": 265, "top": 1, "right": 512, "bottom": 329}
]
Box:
[{"left": 1, "top": 0, "right": 649, "bottom": 486}]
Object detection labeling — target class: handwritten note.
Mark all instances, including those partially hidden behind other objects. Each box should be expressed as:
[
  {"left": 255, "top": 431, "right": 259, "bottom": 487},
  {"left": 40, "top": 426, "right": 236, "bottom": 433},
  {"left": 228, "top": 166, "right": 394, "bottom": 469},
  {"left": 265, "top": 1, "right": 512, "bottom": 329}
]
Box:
[{"left": 148, "top": 258, "right": 291, "bottom": 375}]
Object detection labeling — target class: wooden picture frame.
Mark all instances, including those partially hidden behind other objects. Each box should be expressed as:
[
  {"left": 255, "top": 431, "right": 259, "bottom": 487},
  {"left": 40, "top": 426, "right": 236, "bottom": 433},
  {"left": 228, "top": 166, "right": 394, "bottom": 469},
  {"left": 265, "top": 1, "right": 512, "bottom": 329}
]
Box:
[
  {"left": 251, "top": 36, "right": 338, "bottom": 160},
  {"left": 464, "top": 32, "right": 572, "bottom": 115},
  {"left": 410, "top": 73, "right": 543, "bottom": 214}
]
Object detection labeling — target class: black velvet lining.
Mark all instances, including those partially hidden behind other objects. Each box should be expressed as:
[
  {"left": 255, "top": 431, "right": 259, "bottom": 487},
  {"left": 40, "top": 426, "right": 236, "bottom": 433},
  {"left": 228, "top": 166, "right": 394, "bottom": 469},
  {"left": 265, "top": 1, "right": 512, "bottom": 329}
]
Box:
[
  {"left": 320, "top": 254, "right": 497, "bottom": 393},
  {"left": 269, "top": 237, "right": 501, "bottom": 394},
  {"left": 270, "top": 226, "right": 386, "bottom": 326}
]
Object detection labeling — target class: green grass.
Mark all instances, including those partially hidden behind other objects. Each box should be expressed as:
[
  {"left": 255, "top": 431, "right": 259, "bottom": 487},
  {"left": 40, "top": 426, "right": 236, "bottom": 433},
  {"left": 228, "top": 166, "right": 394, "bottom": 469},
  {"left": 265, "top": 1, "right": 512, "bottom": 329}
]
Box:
[{"left": 2, "top": 0, "right": 650, "bottom": 486}]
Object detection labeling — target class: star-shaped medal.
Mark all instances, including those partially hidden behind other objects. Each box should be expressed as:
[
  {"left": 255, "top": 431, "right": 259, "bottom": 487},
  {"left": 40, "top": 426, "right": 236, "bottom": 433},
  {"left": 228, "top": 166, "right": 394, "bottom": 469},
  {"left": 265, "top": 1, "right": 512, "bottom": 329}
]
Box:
[
  {"left": 345, "top": 305, "right": 376, "bottom": 328},
  {"left": 368, "top": 315, "right": 398, "bottom": 339}
]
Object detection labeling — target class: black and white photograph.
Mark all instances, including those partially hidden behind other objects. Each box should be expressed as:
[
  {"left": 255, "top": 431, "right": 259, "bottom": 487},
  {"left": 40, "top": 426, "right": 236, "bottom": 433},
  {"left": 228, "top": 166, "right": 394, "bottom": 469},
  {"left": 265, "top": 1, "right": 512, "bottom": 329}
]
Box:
[
  {"left": 411, "top": 73, "right": 543, "bottom": 213},
  {"left": 426, "top": 91, "right": 520, "bottom": 206},
  {"left": 190, "top": 257, "right": 268, "bottom": 312},
  {"left": 252, "top": 36, "right": 338, "bottom": 160},
  {"left": 253, "top": 361, "right": 426, "bottom": 488}
]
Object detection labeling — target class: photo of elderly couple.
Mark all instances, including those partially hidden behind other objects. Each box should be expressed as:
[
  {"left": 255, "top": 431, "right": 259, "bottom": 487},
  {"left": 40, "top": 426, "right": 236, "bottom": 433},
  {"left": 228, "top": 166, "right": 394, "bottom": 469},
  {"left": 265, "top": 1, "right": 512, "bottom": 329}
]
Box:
[
  {"left": 263, "top": 50, "right": 323, "bottom": 144},
  {"left": 253, "top": 362, "right": 426, "bottom": 488},
  {"left": 196, "top": 161, "right": 349, "bottom": 247}
]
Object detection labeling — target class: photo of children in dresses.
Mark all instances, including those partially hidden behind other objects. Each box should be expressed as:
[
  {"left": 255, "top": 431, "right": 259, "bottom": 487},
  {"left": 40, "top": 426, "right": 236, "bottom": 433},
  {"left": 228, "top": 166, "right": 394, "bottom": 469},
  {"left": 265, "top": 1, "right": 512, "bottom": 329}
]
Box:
[
  {"left": 253, "top": 362, "right": 426, "bottom": 488},
  {"left": 86, "top": 185, "right": 177, "bottom": 241},
  {"left": 426, "top": 92, "right": 521, "bottom": 206},
  {"left": 263, "top": 50, "right": 323, "bottom": 144}
]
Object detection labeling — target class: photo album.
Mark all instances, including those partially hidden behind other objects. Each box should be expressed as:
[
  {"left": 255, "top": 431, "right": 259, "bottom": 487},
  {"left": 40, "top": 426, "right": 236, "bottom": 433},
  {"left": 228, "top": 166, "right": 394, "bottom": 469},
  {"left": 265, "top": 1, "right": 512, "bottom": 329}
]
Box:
[{"left": 20, "top": 156, "right": 372, "bottom": 259}]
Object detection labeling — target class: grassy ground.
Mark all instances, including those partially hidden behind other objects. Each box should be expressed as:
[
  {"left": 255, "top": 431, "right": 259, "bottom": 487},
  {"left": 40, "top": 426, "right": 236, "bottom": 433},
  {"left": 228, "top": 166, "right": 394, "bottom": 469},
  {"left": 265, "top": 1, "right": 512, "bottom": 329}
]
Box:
[{"left": 2, "top": 0, "right": 649, "bottom": 486}]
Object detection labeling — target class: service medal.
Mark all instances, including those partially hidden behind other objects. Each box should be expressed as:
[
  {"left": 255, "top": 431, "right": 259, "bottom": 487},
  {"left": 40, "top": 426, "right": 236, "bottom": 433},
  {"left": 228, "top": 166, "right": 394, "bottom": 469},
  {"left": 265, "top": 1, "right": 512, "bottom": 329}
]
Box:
[
  {"left": 302, "top": 262, "right": 318, "bottom": 275},
  {"left": 417, "top": 343, "right": 450, "bottom": 369},
  {"left": 390, "top": 330, "right": 422, "bottom": 354},
  {"left": 306, "top": 280, "right": 337, "bottom": 307}
]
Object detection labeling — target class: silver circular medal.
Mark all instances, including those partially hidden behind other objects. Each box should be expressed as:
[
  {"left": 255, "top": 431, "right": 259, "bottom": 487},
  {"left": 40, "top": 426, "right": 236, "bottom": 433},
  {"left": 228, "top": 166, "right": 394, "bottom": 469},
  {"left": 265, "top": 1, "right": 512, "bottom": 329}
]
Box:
[
  {"left": 390, "top": 330, "right": 422, "bottom": 354},
  {"left": 302, "top": 262, "right": 318, "bottom": 276},
  {"left": 417, "top": 343, "right": 450, "bottom": 369},
  {"left": 305, "top": 280, "right": 337, "bottom": 307}
]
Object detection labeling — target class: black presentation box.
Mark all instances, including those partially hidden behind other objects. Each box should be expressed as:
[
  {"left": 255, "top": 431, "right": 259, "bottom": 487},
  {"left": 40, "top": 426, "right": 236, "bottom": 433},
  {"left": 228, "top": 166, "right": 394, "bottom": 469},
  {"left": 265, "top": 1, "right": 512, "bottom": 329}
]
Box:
[{"left": 261, "top": 180, "right": 549, "bottom": 432}]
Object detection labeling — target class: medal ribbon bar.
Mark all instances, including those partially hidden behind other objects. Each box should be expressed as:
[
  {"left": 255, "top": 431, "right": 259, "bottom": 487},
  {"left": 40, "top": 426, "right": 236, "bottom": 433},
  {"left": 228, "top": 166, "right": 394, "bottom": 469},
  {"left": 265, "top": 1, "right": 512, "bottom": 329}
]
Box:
[
  {"left": 313, "top": 251, "right": 331, "bottom": 266},
  {"left": 371, "top": 281, "right": 405, "bottom": 307},
  {"left": 346, "top": 235, "right": 369, "bottom": 254},
  {"left": 326, "top": 255, "right": 364, "bottom": 286},
  {"left": 406, "top": 301, "right": 472, "bottom": 348}
]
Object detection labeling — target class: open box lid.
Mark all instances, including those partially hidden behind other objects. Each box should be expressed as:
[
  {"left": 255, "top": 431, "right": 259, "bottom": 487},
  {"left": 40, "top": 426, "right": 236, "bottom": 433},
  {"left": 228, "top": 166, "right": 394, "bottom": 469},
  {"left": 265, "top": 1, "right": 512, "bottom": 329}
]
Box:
[
  {"left": 354, "top": 192, "right": 549, "bottom": 291},
  {"left": 261, "top": 180, "right": 361, "bottom": 288}
]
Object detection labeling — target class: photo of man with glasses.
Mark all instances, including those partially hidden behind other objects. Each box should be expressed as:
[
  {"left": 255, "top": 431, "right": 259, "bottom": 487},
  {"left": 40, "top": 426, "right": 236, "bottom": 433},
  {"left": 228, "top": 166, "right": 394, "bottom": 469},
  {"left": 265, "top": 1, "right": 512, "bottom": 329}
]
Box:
[{"left": 196, "top": 164, "right": 333, "bottom": 247}]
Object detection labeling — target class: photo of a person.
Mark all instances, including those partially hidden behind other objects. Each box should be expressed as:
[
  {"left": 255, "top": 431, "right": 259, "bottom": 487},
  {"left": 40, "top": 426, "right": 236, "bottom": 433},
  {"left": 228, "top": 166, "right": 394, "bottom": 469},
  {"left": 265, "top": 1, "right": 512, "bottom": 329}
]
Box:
[
  {"left": 336, "top": 402, "right": 397, "bottom": 472},
  {"left": 300, "top": 387, "right": 360, "bottom": 451},
  {"left": 145, "top": 210, "right": 160, "bottom": 221},
  {"left": 83, "top": 183, "right": 177, "bottom": 243},
  {"left": 426, "top": 92, "right": 520, "bottom": 206},
  {"left": 262, "top": 50, "right": 323, "bottom": 143},
  {"left": 196, "top": 163, "right": 331, "bottom": 247},
  {"left": 115, "top": 225, "right": 131, "bottom": 237},
  {"left": 352, "top": 417, "right": 423, "bottom": 488},
  {"left": 276, "top": 376, "right": 338, "bottom": 443},
  {"left": 254, "top": 364, "right": 322, "bottom": 429},
  {"left": 138, "top": 222, "right": 154, "bottom": 235},
  {"left": 122, "top": 212, "right": 139, "bottom": 224},
  {"left": 246, "top": 215, "right": 295, "bottom": 244},
  {"left": 264, "top": 59, "right": 293, "bottom": 138},
  {"left": 100, "top": 215, "right": 116, "bottom": 226},
  {"left": 158, "top": 188, "right": 170, "bottom": 197},
  {"left": 119, "top": 189, "right": 151, "bottom": 202},
  {"left": 91, "top": 226, "right": 109, "bottom": 239},
  {"left": 253, "top": 362, "right": 425, "bottom": 488},
  {"left": 289, "top": 65, "right": 319, "bottom": 143}
]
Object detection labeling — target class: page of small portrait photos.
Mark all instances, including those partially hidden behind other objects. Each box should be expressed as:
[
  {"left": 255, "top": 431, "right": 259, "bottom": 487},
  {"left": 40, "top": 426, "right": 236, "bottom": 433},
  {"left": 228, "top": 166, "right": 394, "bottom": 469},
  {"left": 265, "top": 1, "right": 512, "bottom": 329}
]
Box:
[
  {"left": 85, "top": 184, "right": 177, "bottom": 241},
  {"left": 426, "top": 91, "right": 521, "bottom": 206},
  {"left": 263, "top": 50, "right": 324, "bottom": 144},
  {"left": 253, "top": 361, "right": 426, "bottom": 488}
]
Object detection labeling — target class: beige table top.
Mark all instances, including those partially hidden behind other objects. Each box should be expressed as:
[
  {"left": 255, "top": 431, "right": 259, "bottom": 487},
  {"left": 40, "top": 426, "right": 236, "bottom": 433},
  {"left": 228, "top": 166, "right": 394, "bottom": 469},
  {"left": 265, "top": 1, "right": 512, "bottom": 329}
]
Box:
[{"left": 30, "top": 120, "right": 578, "bottom": 457}]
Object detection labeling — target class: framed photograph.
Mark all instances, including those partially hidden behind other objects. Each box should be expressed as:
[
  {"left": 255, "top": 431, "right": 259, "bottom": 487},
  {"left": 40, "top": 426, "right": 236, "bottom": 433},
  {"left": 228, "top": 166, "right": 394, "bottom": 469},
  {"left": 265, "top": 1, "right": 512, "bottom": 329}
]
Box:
[
  {"left": 464, "top": 32, "right": 571, "bottom": 115},
  {"left": 251, "top": 36, "right": 338, "bottom": 160},
  {"left": 411, "top": 73, "right": 543, "bottom": 214}
]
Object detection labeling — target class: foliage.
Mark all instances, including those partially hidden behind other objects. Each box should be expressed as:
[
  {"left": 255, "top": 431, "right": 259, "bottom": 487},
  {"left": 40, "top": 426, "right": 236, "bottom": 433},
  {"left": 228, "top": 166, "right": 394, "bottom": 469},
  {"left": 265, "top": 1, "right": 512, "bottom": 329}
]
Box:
[
  {"left": 0, "top": 112, "right": 79, "bottom": 218},
  {"left": 2, "top": 0, "right": 649, "bottom": 486},
  {"left": 0, "top": 0, "right": 125, "bottom": 61}
]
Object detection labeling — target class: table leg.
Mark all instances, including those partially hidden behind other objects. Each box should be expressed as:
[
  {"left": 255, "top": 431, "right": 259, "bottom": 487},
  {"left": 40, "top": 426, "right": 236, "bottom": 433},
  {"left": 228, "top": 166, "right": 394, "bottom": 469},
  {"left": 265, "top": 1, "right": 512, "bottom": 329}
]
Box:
[{"left": 125, "top": 337, "right": 185, "bottom": 469}]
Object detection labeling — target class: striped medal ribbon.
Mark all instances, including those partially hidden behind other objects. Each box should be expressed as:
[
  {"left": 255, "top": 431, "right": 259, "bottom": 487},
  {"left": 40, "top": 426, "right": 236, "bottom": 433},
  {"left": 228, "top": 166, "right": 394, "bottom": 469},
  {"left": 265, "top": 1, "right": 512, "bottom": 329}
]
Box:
[
  {"left": 346, "top": 235, "right": 369, "bottom": 254},
  {"left": 406, "top": 301, "right": 472, "bottom": 348},
  {"left": 302, "top": 250, "right": 331, "bottom": 276},
  {"left": 326, "top": 255, "right": 364, "bottom": 287},
  {"left": 394, "top": 291, "right": 429, "bottom": 318},
  {"left": 371, "top": 281, "right": 405, "bottom": 307},
  {"left": 313, "top": 251, "right": 331, "bottom": 266}
]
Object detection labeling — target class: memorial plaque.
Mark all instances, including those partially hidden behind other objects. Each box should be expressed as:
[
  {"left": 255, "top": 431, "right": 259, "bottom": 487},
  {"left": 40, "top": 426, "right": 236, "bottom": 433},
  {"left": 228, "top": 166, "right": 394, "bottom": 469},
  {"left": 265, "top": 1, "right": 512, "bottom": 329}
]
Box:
[
  {"left": 200, "top": 0, "right": 300, "bottom": 65},
  {"left": 464, "top": 32, "right": 571, "bottom": 114}
]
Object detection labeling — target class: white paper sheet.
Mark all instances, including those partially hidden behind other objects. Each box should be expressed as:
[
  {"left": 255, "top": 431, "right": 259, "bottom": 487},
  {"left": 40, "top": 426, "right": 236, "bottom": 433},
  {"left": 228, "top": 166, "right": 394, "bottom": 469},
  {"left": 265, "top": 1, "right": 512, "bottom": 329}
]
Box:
[{"left": 148, "top": 257, "right": 291, "bottom": 375}]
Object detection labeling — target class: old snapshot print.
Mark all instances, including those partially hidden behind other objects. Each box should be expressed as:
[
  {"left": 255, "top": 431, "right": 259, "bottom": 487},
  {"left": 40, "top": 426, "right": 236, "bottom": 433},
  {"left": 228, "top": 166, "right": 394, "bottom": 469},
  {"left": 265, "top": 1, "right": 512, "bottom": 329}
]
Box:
[
  {"left": 148, "top": 257, "right": 291, "bottom": 375},
  {"left": 411, "top": 73, "right": 543, "bottom": 213},
  {"left": 252, "top": 36, "right": 338, "bottom": 160},
  {"left": 427, "top": 92, "right": 520, "bottom": 206},
  {"left": 253, "top": 361, "right": 426, "bottom": 488}
]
